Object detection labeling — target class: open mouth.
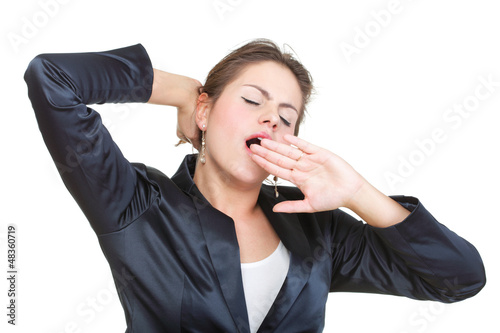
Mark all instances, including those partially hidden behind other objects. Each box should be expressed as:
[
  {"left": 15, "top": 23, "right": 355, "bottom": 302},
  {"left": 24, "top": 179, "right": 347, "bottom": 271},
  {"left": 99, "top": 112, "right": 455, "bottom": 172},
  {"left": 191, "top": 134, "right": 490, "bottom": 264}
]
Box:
[
  {"left": 245, "top": 132, "right": 272, "bottom": 154},
  {"left": 245, "top": 137, "right": 262, "bottom": 148}
]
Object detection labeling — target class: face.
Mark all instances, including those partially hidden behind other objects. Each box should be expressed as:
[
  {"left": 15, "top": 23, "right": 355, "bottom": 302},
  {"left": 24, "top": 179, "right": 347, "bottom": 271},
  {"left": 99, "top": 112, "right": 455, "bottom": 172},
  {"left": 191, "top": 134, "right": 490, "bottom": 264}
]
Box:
[{"left": 198, "top": 61, "right": 303, "bottom": 188}]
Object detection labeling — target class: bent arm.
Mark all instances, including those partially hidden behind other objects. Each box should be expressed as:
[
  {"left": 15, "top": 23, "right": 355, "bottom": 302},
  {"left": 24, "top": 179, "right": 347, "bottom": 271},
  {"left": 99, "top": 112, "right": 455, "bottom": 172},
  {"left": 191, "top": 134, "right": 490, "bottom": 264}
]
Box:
[
  {"left": 24, "top": 44, "right": 154, "bottom": 234},
  {"left": 330, "top": 196, "right": 486, "bottom": 303}
]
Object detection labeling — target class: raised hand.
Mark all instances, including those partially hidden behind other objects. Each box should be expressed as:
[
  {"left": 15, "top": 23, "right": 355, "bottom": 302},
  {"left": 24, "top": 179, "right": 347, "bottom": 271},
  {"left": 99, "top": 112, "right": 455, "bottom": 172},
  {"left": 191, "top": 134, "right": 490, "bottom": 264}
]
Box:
[
  {"left": 250, "top": 134, "right": 366, "bottom": 213},
  {"left": 148, "top": 69, "right": 202, "bottom": 148},
  {"left": 250, "top": 134, "right": 410, "bottom": 227}
]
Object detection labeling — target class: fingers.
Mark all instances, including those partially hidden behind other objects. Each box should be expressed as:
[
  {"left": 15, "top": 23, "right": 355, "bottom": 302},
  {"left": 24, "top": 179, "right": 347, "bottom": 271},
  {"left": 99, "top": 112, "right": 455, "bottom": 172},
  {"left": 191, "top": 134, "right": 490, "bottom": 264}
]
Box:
[
  {"left": 260, "top": 138, "right": 305, "bottom": 161},
  {"left": 249, "top": 135, "right": 317, "bottom": 182},
  {"left": 251, "top": 153, "right": 294, "bottom": 181},
  {"left": 283, "top": 134, "right": 320, "bottom": 155},
  {"left": 250, "top": 135, "right": 323, "bottom": 186},
  {"left": 251, "top": 136, "right": 313, "bottom": 164},
  {"left": 250, "top": 142, "right": 302, "bottom": 171}
]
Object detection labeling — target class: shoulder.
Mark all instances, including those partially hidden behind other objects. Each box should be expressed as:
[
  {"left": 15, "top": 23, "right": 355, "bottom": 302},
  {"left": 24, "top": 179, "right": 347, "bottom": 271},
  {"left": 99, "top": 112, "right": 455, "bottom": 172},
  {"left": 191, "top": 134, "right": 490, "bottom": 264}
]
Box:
[
  {"left": 132, "top": 163, "right": 175, "bottom": 188},
  {"left": 131, "top": 162, "right": 194, "bottom": 202}
]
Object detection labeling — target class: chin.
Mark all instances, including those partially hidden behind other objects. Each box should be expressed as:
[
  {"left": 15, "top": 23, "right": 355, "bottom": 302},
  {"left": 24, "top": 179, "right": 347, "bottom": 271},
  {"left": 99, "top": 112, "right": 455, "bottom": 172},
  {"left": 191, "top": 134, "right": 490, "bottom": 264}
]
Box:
[
  {"left": 224, "top": 158, "right": 269, "bottom": 188},
  {"left": 209, "top": 144, "right": 269, "bottom": 188}
]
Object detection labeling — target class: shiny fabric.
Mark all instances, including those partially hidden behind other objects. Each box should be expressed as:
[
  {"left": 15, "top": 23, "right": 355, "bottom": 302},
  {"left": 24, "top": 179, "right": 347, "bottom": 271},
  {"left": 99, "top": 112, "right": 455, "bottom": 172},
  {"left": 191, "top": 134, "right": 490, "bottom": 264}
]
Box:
[{"left": 24, "top": 44, "right": 486, "bottom": 333}]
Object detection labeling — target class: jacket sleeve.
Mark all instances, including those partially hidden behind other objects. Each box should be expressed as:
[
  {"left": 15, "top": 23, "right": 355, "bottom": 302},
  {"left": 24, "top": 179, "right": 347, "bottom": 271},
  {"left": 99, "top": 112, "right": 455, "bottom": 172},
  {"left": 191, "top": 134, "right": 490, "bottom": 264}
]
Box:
[
  {"left": 329, "top": 195, "right": 486, "bottom": 303},
  {"left": 24, "top": 44, "right": 155, "bottom": 235}
]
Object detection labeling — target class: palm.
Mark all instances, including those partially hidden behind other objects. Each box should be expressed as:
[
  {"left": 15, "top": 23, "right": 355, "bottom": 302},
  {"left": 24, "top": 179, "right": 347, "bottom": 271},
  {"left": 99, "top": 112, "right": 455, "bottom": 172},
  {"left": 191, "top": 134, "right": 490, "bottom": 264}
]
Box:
[{"left": 251, "top": 135, "right": 365, "bottom": 213}]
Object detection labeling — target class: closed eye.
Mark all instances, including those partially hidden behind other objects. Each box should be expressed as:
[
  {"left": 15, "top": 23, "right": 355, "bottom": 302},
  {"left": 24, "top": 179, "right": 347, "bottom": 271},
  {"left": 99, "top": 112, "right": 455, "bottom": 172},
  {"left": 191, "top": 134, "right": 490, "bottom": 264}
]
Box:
[
  {"left": 241, "top": 96, "right": 260, "bottom": 106},
  {"left": 243, "top": 96, "right": 291, "bottom": 127},
  {"left": 280, "top": 116, "right": 291, "bottom": 127}
]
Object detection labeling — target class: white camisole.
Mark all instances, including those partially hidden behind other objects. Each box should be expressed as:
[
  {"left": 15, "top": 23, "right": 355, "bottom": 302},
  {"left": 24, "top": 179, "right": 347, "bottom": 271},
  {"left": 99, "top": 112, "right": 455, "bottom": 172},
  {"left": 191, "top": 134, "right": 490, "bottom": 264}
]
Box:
[{"left": 240, "top": 241, "right": 290, "bottom": 333}]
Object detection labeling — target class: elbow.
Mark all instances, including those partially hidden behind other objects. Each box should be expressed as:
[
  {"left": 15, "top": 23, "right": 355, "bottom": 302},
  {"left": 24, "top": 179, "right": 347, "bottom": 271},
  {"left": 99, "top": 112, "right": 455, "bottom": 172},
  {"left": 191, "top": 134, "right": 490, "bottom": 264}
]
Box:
[
  {"left": 434, "top": 236, "right": 487, "bottom": 303},
  {"left": 437, "top": 262, "right": 487, "bottom": 303},
  {"left": 24, "top": 54, "right": 78, "bottom": 111},
  {"left": 24, "top": 54, "right": 65, "bottom": 93},
  {"left": 24, "top": 54, "right": 49, "bottom": 88},
  {"left": 24, "top": 55, "right": 52, "bottom": 108}
]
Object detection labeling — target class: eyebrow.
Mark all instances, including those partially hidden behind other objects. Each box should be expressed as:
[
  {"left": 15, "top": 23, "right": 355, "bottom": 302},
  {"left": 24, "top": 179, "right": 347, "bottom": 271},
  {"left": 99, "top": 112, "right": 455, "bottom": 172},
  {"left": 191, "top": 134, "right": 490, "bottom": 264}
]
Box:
[{"left": 243, "top": 84, "right": 299, "bottom": 114}]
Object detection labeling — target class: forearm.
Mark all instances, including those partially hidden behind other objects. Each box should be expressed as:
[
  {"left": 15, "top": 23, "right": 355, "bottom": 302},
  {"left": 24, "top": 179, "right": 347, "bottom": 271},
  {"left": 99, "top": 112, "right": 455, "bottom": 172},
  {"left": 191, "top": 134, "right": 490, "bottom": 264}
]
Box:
[
  {"left": 148, "top": 69, "right": 201, "bottom": 107},
  {"left": 332, "top": 195, "right": 486, "bottom": 302},
  {"left": 347, "top": 181, "right": 410, "bottom": 228}
]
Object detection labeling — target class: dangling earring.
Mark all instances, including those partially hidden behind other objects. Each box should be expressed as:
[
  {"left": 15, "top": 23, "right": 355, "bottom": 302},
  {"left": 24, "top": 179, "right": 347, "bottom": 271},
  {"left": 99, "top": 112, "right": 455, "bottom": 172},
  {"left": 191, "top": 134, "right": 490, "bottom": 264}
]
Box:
[
  {"left": 273, "top": 175, "right": 279, "bottom": 198},
  {"left": 200, "top": 125, "right": 206, "bottom": 164}
]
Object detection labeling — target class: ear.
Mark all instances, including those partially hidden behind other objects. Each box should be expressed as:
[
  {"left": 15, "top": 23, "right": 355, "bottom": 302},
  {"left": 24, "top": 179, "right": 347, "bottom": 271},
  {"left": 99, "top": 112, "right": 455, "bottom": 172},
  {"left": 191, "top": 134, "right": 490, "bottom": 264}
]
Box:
[{"left": 195, "top": 93, "right": 211, "bottom": 130}]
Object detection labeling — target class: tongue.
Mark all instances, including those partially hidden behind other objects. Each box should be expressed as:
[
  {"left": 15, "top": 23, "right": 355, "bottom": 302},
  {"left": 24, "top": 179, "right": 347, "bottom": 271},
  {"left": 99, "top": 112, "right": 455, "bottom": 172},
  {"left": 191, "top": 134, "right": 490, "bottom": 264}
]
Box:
[{"left": 246, "top": 137, "right": 261, "bottom": 148}]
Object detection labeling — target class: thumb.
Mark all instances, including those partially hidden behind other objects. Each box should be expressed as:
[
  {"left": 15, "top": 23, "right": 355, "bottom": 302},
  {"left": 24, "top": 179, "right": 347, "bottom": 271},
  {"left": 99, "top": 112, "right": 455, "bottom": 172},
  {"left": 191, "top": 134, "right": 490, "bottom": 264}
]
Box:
[{"left": 273, "top": 200, "right": 313, "bottom": 214}]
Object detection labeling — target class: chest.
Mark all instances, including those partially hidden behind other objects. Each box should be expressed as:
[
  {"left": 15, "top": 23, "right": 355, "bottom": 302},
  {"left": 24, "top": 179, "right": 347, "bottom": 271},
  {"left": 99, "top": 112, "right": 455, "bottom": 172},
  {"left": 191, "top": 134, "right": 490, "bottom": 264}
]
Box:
[
  {"left": 99, "top": 190, "right": 334, "bottom": 332},
  {"left": 234, "top": 210, "right": 281, "bottom": 263}
]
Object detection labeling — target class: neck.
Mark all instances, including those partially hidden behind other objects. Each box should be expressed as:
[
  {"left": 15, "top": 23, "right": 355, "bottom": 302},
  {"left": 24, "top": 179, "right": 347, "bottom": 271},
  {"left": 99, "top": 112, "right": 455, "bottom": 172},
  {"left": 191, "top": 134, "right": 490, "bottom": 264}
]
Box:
[{"left": 193, "top": 160, "right": 263, "bottom": 219}]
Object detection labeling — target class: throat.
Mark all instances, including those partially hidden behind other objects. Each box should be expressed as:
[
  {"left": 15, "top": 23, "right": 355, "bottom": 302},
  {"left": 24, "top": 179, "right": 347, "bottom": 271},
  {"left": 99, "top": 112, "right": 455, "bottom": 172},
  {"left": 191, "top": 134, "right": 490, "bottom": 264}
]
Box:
[{"left": 193, "top": 164, "right": 262, "bottom": 218}]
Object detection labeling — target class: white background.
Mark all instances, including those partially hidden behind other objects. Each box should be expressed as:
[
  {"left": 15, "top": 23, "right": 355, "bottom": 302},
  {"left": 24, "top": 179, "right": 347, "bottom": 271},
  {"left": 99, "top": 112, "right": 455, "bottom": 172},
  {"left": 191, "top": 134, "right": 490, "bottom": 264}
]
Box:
[{"left": 1, "top": 0, "right": 498, "bottom": 332}]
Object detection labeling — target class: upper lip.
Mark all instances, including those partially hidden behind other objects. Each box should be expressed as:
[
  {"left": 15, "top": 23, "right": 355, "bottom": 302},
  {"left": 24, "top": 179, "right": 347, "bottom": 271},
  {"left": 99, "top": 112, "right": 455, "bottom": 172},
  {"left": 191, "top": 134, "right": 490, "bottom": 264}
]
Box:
[{"left": 245, "top": 131, "right": 272, "bottom": 144}]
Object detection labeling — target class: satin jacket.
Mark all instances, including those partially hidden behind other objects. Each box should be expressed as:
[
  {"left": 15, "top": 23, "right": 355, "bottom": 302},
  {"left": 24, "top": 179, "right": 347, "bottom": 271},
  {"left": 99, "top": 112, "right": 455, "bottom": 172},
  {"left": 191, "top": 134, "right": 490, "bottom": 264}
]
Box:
[{"left": 24, "top": 44, "right": 486, "bottom": 332}]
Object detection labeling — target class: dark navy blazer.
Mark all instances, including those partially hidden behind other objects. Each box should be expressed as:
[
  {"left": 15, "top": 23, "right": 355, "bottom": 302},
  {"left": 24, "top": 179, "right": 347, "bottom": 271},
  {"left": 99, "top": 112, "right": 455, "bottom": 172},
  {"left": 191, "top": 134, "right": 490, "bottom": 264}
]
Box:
[{"left": 24, "top": 44, "right": 486, "bottom": 332}]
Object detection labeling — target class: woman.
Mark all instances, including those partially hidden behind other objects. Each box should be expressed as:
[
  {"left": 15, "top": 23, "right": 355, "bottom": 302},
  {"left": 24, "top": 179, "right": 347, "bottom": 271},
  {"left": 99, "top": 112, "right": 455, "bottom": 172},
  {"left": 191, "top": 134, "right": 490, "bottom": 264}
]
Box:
[{"left": 24, "top": 40, "right": 485, "bottom": 332}]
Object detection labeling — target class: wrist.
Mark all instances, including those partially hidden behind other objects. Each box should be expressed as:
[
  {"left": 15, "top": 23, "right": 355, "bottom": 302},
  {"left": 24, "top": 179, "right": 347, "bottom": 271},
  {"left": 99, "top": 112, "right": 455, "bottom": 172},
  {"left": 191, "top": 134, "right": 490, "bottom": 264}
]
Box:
[
  {"left": 345, "top": 180, "right": 375, "bottom": 213},
  {"left": 346, "top": 181, "right": 410, "bottom": 228}
]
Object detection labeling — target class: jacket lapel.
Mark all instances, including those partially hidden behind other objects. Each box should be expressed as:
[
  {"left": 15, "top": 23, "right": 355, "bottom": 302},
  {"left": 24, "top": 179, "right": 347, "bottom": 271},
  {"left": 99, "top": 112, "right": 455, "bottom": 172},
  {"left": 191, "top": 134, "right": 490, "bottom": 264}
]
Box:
[
  {"left": 257, "top": 186, "right": 313, "bottom": 331},
  {"left": 173, "top": 155, "right": 250, "bottom": 332},
  {"left": 193, "top": 192, "right": 250, "bottom": 333},
  {"left": 172, "top": 155, "right": 314, "bottom": 332}
]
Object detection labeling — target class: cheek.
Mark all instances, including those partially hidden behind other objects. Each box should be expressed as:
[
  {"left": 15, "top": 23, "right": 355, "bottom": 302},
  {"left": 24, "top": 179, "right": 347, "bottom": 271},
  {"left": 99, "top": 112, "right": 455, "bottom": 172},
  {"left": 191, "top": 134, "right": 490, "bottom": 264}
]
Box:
[
  {"left": 211, "top": 109, "right": 238, "bottom": 132},
  {"left": 207, "top": 101, "right": 248, "bottom": 144},
  {"left": 282, "top": 120, "right": 297, "bottom": 136}
]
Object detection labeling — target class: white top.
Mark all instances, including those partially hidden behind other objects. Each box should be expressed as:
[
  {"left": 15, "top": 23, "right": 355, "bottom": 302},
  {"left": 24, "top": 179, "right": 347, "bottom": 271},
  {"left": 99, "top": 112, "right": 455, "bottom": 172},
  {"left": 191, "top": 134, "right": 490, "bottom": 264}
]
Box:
[{"left": 241, "top": 241, "right": 290, "bottom": 333}]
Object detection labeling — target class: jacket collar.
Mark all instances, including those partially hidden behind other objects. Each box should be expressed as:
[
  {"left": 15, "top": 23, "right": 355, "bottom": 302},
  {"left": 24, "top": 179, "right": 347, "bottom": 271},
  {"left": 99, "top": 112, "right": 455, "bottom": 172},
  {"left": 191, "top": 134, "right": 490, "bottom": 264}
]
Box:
[
  {"left": 171, "top": 154, "right": 313, "bottom": 332},
  {"left": 171, "top": 154, "right": 312, "bottom": 259}
]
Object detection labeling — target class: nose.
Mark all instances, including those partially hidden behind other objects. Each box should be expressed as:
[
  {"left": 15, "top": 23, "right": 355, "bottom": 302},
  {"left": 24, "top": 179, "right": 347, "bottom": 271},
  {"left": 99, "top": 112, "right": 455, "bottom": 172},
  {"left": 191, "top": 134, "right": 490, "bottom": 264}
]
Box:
[{"left": 258, "top": 106, "right": 280, "bottom": 131}]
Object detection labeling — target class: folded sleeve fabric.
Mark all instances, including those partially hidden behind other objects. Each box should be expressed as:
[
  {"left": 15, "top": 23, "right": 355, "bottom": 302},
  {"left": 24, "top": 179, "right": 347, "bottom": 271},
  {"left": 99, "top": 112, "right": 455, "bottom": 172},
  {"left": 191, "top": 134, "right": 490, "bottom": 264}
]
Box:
[
  {"left": 329, "top": 195, "right": 486, "bottom": 303},
  {"left": 24, "top": 44, "right": 154, "bottom": 235}
]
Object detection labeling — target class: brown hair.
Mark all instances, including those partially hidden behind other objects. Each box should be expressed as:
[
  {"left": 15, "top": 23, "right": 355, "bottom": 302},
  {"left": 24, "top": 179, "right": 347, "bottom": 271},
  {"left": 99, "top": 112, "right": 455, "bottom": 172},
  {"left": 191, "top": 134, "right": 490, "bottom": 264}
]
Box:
[{"left": 201, "top": 39, "right": 314, "bottom": 136}]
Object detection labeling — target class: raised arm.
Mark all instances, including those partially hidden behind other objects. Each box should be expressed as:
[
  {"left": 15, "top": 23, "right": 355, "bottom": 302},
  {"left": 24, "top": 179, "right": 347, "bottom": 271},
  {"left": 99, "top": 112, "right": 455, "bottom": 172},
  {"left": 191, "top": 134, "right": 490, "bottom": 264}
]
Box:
[
  {"left": 250, "top": 133, "right": 486, "bottom": 302},
  {"left": 24, "top": 44, "right": 154, "bottom": 234}
]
